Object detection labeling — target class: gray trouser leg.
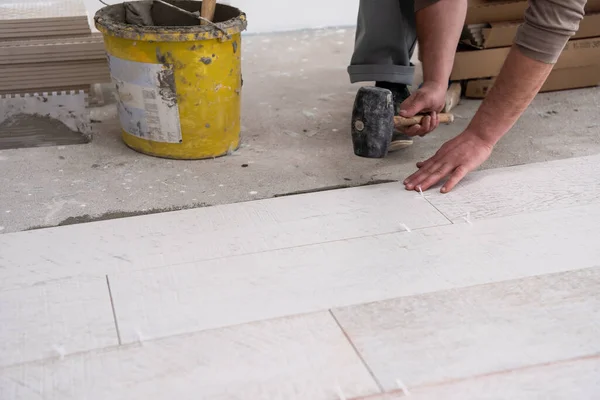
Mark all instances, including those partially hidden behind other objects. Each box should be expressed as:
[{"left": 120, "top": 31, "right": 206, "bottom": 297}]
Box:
[{"left": 348, "top": 0, "right": 417, "bottom": 85}]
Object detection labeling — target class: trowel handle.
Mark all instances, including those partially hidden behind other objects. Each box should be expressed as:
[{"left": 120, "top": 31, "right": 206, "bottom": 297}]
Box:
[
  {"left": 394, "top": 113, "right": 455, "bottom": 127},
  {"left": 201, "top": 0, "right": 217, "bottom": 24}
]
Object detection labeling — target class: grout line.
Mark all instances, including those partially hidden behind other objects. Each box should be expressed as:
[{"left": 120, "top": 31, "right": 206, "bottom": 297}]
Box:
[
  {"left": 105, "top": 275, "right": 122, "bottom": 345},
  {"left": 328, "top": 309, "right": 385, "bottom": 393},
  {"left": 119, "top": 224, "right": 443, "bottom": 277},
  {"left": 424, "top": 197, "right": 454, "bottom": 224}
]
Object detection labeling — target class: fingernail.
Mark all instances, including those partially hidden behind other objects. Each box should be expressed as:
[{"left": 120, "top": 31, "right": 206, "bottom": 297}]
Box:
[{"left": 441, "top": 187, "right": 447, "bottom": 193}]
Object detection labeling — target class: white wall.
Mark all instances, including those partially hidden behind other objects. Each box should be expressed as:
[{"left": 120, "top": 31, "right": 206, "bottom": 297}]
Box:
[
  {"left": 86, "top": 0, "right": 359, "bottom": 34},
  {"left": 222, "top": 0, "right": 359, "bottom": 34}
]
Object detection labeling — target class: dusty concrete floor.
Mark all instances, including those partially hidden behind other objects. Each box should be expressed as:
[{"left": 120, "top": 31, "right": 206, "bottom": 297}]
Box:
[{"left": 1, "top": 28, "right": 599, "bottom": 233}]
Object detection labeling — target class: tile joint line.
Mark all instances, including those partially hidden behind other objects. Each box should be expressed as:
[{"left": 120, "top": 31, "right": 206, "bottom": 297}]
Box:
[
  {"left": 328, "top": 309, "right": 385, "bottom": 393},
  {"left": 423, "top": 196, "right": 454, "bottom": 225},
  {"left": 106, "top": 275, "right": 122, "bottom": 345}
]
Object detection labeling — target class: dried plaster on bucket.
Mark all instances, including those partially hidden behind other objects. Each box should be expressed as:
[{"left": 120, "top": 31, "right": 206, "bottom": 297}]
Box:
[{"left": 94, "top": 1, "right": 247, "bottom": 160}]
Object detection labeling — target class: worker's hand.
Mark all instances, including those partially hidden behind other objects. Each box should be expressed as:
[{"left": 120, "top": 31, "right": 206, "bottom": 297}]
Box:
[
  {"left": 403, "top": 130, "right": 494, "bottom": 193},
  {"left": 398, "top": 81, "right": 447, "bottom": 137}
]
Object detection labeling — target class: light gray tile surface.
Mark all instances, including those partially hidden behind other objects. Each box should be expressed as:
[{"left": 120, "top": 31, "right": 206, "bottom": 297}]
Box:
[
  {"left": 109, "top": 203, "right": 600, "bottom": 344},
  {"left": 0, "top": 276, "right": 117, "bottom": 368},
  {"left": 332, "top": 268, "right": 600, "bottom": 391},
  {"left": 0, "top": 312, "right": 380, "bottom": 400},
  {"left": 425, "top": 153, "right": 600, "bottom": 222},
  {"left": 347, "top": 356, "right": 600, "bottom": 400},
  {"left": 0, "top": 182, "right": 448, "bottom": 291}
]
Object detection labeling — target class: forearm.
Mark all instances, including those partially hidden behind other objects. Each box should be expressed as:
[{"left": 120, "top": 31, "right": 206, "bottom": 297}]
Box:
[
  {"left": 469, "top": 0, "right": 587, "bottom": 145},
  {"left": 468, "top": 46, "right": 553, "bottom": 145},
  {"left": 415, "top": 0, "right": 467, "bottom": 85}
]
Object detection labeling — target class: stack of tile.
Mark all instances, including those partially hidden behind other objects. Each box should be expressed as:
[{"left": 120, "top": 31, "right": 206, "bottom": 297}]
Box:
[
  {"left": 0, "top": 0, "right": 110, "bottom": 95},
  {"left": 0, "top": 0, "right": 91, "bottom": 40},
  {"left": 451, "top": 0, "right": 600, "bottom": 98}
]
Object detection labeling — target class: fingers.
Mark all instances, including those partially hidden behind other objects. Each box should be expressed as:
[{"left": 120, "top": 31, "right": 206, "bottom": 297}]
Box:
[
  {"left": 403, "top": 115, "right": 432, "bottom": 137},
  {"left": 431, "top": 111, "right": 440, "bottom": 132},
  {"left": 402, "top": 112, "right": 443, "bottom": 137},
  {"left": 405, "top": 161, "right": 452, "bottom": 192},
  {"left": 441, "top": 166, "right": 469, "bottom": 193},
  {"left": 404, "top": 158, "right": 440, "bottom": 189},
  {"left": 398, "top": 92, "right": 425, "bottom": 118},
  {"left": 403, "top": 124, "right": 422, "bottom": 136}
]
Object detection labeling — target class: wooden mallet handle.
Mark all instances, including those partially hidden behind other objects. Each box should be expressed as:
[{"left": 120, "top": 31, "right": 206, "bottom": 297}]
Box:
[
  {"left": 201, "top": 0, "right": 217, "bottom": 24},
  {"left": 394, "top": 113, "right": 455, "bottom": 127}
]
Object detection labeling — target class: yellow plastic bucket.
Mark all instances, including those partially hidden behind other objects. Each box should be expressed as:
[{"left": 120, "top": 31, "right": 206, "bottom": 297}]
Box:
[{"left": 94, "top": 1, "right": 247, "bottom": 159}]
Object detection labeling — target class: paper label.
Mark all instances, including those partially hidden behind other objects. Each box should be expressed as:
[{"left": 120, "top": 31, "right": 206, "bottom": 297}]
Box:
[{"left": 108, "top": 55, "right": 182, "bottom": 143}]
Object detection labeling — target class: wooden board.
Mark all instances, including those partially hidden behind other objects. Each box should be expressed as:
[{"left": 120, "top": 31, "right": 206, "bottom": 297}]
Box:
[
  {"left": 0, "top": 36, "right": 106, "bottom": 65},
  {"left": 0, "top": 276, "right": 118, "bottom": 368},
  {"left": 425, "top": 153, "right": 600, "bottom": 222},
  {"left": 0, "top": 0, "right": 87, "bottom": 20},
  {"left": 0, "top": 312, "right": 380, "bottom": 400},
  {"left": 0, "top": 182, "right": 449, "bottom": 291},
  {"left": 348, "top": 356, "right": 600, "bottom": 399},
  {"left": 107, "top": 203, "right": 600, "bottom": 344},
  {"left": 332, "top": 267, "right": 600, "bottom": 391},
  {"left": 0, "top": 60, "right": 108, "bottom": 74},
  {"left": 0, "top": 85, "right": 90, "bottom": 96},
  {"left": 0, "top": 0, "right": 90, "bottom": 41}
]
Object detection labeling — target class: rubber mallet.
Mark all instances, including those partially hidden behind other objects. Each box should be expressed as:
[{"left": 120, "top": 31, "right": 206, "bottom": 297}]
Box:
[{"left": 351, "top": 86, "right": 455, "bottom": 158}]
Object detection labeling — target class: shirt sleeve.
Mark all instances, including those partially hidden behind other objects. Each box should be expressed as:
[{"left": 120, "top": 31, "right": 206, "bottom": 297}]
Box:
[
  {"left": 414, "top": 0, "right": 587, "bottom": 63},
  {"left": 515, "top": 0, "right": 588, "bottom": 63}
]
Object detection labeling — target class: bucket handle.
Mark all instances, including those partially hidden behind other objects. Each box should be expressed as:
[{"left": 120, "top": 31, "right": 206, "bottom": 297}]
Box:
[{"left": 98, "top": 0, "right": 231, "bottom": 40}]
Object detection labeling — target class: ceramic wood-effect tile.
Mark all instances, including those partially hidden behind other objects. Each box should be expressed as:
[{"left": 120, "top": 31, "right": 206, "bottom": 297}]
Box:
[
  {"left": 0, "top": 276, "right": 118, "bottom": 368},
  {"left": 332, "top": 267, "right": 600, "bottom": 392},
  {"left": 0, "top": 312, "right": 380, "bottom": 400},
  {"left": 109, "top": 203, "right": 600, "bottom": 344},
  {"left": 0, "top": 0, "right": 87, "bottom": 21},
  {"left": 425, "top": 154, "right": 600, "bottom": 222},
  {"left": 347, "top": 356, "right": 600, "bottom": 400},
  {"left": 0, "top": 182, "right": 448, "bottom": 291}
]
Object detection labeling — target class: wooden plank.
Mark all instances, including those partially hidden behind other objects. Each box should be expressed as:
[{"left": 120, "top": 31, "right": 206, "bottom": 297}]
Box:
[
  {"left": 348, "top": 356, "right": 600, "bottom": 399},
  {"left": 0, "top": 20, "right": 89, "bottom": 28},
  {"left": 0, "top": 27, "right": 90, "bottom": 37},
  {"left": 0, "top": 312, "right": 380, "bottom": 400},
  {"left": 107, "top": 203, "right": 600, "bottom": 344},
  {"left": 0, "top": 73, "right": 111, "bottom": 90},
  {"left": 0, "top": 41, "right": 104, "bottom": 57},
  {"left": 425, "top": 154, "right": 600, "bottom": 222},
  {"left": 0, "top": 276, "right": 118, "bottom": 368},
  {"left": 0, "top": 85, "right": 90, "bottom": 96},
  {"left": 0, "top": 182, "right": 449, "bottom": 291},
  {"left": 0, "top": 33, "right": 95, "bottom": 42},
  {"left": 0, "top": 59, "right": 108, "bottom": 71},
  {"left": 332, "top": 267, "right": 600, "bottom": 392},
  {"left": 0, "top": 36, "right": 102, "bottom": 47},
  {"left": 0, "top": 69, "right": 109, "bottom": 81},
  {"left": 0, "top": 52, "right": 107, "bottom": 65},
  {"left": 0, "top": 0, "right": 87, "bottom": 20}
]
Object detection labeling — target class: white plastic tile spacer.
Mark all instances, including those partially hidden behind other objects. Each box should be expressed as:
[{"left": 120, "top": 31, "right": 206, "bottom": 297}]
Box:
[
  {"left": 463, "top": 212, "right": 472, "bottom": 225},
  {"left": 396, "top": 378, "right": 411, "bottom": 396},
  {"left": 53, "top": 344, "right": 66, "bottom": 360},
  {"left": 334, "top": 385, "right": 347, "bottom": 400},
  {"left": 135, "top": 330, "right": 144, "bottom": 344}
]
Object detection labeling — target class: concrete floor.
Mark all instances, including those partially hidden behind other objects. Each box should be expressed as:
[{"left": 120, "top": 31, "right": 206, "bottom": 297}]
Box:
[{"left": 0, "top": 28, "right": 599, "bottom": 233}]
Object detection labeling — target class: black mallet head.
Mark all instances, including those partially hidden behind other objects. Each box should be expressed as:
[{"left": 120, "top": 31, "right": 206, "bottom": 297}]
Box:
[{"left": 351, "top": 86, "right": 395, "bottom": 159}]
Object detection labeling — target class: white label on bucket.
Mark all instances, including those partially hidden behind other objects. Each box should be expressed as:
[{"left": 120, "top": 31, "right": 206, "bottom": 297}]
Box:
[{"left": 108, "top": 55, "right": 182, "bottom": 143}]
